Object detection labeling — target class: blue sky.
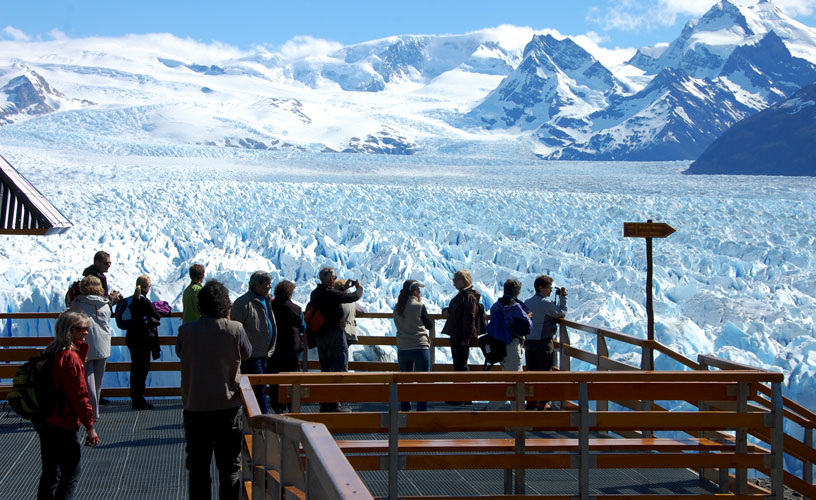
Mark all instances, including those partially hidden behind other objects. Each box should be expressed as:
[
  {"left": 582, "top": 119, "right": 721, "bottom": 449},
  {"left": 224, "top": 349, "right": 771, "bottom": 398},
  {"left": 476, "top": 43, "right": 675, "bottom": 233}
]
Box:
[{"left": 2, "top": 0, "right": 815, "bottom": 51}]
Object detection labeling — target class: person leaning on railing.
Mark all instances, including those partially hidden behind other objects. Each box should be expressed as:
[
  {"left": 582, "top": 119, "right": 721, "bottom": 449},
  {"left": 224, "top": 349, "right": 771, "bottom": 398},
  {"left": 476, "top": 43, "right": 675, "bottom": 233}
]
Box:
[
  {"left": 309, "top": 266, "right": 363, "bottom": 413},
  {"left": 524, "top": 274, "right": 568, "bottom": 410},
  {"left": 177, "top": 280, "right": 252, "bottom": 500},
  {"left": 393, "top": 280, "right": 434, "bottom": 412},
  {"left": 441, "top": 270, "right": 481, "bottom": 372}
]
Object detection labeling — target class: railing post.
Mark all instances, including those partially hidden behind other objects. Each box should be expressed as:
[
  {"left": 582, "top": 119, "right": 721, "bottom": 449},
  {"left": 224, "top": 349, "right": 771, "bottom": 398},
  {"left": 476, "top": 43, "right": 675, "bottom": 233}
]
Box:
[
  {"left": 770, "top": 382, "right": 784, "bottom": 500},
  {"left": 596, "top": 336, "right": 609, "bottom": 411},
  {"left": 578, "top": 381, "right": 590, "bottom": 500},
  {"left": 388, "top": 381, "right": 400, "bottom": 500},
  {"left": 266, "top": 430, "right": 282, "bottom": 500},
  {"left": 429, "top": 320, "right": 436, "bottom": 367},
  {"left": 514, "top": 381, "right": 526, "bottom": 495},
  {"left": 735, "top": 382, "right": 748, "bottom": 495},
  {"left": 252, "top": 425, "right": 267, "bottom": 499},
  {"left": 559, "top": 321, "right": 570, "bottom": 410},
  {"left": 805, "top": 427, "right": 814, "bottom": 495},
  {"left": 559, "top": 321, "right": 570, "bottom": 372},
  {"left": 291, "top": 383, "right": 302, "bottom": 413}
]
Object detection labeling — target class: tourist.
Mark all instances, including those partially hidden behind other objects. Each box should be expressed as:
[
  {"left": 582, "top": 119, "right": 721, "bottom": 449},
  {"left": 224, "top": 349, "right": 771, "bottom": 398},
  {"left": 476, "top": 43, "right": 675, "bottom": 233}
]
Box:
[
  {"left": 177, "top": 280, "right": 252, "bottom": 500},
  {"left": 309, "top": 266, "right": 363, "bottom": 412},
  {"left": 123, "top": 275, "right": 162, "bottom": 410},
  {"left": 230, "top": 271, "right": 276, "bottom": 414},
  {"left": 181, "top": 264, "right": 205, "bottom": 324},
  {"left": 268, "top": 280, "right": 305, "bottom": 413},
  {"left": 393, "top": 280, "right": 434, "bottom": 411},
  {"left": 441, "top": 270, "right": 481, "bottom": 373},
  {"left": 36, "top": 311, "right": 100, "bottom": 499},
  {"left": 524, "top": 275, "right": 568, "bottom": 410},
  {"left": 67, "top": 275, "right": 112, "bottom": 418},
  {"left": 486, "top": 278, "right": 532, "bottom": 410}
]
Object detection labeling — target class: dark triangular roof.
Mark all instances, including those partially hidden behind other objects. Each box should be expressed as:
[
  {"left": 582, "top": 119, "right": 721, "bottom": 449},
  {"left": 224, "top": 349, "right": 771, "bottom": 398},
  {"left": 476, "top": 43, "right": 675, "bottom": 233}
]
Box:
[{"left": 0, "top": 153, "right": 72, "bottom": 235}]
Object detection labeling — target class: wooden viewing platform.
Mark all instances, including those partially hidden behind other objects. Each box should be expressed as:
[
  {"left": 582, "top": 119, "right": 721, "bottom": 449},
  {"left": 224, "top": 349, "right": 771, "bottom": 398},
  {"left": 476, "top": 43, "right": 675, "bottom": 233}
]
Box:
[{"left": 1, "top": 311, "right": 813, "bottom": 499}]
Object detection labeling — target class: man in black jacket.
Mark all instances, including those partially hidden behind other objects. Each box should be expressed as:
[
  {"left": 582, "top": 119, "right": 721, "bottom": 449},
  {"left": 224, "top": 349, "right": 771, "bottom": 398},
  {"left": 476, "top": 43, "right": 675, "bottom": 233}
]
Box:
[
  {"left": 309, "top": 266, "right": 363, "bottom": 412},
  {"left": 83, "top": 251, "right": 121, "bottom": 304}
]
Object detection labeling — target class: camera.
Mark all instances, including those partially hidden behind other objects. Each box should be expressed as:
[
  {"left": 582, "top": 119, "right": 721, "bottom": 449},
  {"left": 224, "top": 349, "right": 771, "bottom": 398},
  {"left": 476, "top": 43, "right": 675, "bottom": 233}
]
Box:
[
  {"left": 554, "top": 287, "right": 562, "bottom": 296},
  {"left": 346, "top": 279, "right": 358, "bottom": 289}
]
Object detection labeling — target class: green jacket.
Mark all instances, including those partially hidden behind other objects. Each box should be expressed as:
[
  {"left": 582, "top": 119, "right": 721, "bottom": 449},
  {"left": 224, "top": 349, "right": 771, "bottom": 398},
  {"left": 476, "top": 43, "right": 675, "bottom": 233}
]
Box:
[{"left": 181, "top": 282, "right": 203, "bottom": 324}]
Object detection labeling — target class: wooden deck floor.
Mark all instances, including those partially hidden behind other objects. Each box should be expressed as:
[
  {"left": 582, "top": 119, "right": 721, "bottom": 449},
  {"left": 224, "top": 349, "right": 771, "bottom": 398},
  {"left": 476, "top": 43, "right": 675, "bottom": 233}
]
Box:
[{"left": 1, "top": 399, "right": 720, "bottom": 499}]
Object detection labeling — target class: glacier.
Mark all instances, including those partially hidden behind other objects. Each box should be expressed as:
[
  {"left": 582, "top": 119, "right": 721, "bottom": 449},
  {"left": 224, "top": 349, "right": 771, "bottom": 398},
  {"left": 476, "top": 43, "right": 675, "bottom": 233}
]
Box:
[{"left": 1, "top": 135, "right": 814, "bottom": 474}]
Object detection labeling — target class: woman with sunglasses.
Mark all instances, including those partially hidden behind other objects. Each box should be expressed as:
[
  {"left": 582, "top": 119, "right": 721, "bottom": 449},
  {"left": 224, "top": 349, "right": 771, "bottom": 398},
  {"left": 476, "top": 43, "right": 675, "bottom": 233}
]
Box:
[{"left": 36, "top": 311, "right": 100, "bottom": 500}]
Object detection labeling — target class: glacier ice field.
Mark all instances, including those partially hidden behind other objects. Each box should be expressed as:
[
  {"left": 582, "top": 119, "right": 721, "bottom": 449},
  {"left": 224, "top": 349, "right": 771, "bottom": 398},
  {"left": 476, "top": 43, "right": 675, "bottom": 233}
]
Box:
[{"left": 0, "top": 141, "right": 815, "bottom": 424}]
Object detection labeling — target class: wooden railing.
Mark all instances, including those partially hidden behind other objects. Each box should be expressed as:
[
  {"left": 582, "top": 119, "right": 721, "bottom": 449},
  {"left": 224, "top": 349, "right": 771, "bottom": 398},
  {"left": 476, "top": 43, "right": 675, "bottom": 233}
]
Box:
[
  {"left": 241, "top": 370, "right": 785, "bottom": 499},
  {"left": 1, "top": 311, "right": 814, "bottom": 499},
  {"left": 239, "top": 376, "right": 374, "bottom": 500}
]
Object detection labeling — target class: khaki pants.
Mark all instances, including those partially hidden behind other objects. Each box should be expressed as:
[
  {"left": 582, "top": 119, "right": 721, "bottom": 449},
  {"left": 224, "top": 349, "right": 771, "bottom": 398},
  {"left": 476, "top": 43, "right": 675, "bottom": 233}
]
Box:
[{"left": 486, "top": 338, "right": 524, "bottom": 410}]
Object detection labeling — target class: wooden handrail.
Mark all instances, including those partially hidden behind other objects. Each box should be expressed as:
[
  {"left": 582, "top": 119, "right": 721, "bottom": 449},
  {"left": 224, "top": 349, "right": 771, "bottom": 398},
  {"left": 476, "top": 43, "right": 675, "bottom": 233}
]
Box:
[
  {"left": 239, "top": 377, "right": 374, "bottom": 500},
  {"left": 0, "top": 309, "right": 803, "bottom": 499}
]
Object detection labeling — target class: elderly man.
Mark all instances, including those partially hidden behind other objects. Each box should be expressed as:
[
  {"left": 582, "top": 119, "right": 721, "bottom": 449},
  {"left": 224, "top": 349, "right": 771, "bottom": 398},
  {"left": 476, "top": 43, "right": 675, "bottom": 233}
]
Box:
[
  {"left": 177, "top": 280, "right": 252, "bottom": 500},
  {"left": 230, "top": 271, "right": 277, "bottom": 414},
  {"left": 309, "top": 266, "right": 363, "bottom": 412}
]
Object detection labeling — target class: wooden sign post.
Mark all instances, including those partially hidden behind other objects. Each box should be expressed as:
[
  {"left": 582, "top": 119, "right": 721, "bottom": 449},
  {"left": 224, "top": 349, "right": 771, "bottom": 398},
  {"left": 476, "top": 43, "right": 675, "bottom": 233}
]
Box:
[{"left": 623, "top": 220, "right": 675, "bottom": 370}]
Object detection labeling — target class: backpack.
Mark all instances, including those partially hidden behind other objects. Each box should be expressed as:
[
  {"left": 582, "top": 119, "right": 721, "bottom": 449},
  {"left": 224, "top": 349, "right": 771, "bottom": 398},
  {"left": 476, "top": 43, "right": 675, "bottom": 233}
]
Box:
[
  {"left": 476, "top": 302, "right": 488, "bottom": 337},
  {"left": 114, "top": 296, "right": 140, "bottom": 330},
  {"left": 7, "top": 353, "right": 60, "bottom": 421},
  {"left": 303, "top": 302, "right": 325, "bottom": 336},
  {"left": 64, "top": 280, "right": 82, "bottom": 307},
  {"left": 478, "top": 334, "right": 506, "bottom": 370}
]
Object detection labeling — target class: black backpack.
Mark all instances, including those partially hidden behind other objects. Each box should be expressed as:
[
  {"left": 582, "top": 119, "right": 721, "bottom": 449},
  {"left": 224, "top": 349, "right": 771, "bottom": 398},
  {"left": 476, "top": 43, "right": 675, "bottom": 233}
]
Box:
[
  {"left": 476, "top": 301, "right": 488, "bottom": 337},
  {"left": 478, "top": 334, "right": 507, "bottom": 370},
  {"left": 7, "top": 353, "right": 60, "bottom": 421},
  {"left": 114, "top": 296, "right": 140, "bottom": 330}
]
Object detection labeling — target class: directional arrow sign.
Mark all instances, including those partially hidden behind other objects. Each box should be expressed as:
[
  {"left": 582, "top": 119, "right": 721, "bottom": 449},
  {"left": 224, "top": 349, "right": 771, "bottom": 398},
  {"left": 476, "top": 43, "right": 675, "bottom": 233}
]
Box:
[{"left": 623, "top": 222, "right": 676, "bottom": 238}]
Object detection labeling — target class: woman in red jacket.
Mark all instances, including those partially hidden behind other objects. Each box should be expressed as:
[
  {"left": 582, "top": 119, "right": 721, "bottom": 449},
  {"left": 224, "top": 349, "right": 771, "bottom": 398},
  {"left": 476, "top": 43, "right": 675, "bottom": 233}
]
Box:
[{"left": 37, "top": 311, "right": 100, "bottom": 500}]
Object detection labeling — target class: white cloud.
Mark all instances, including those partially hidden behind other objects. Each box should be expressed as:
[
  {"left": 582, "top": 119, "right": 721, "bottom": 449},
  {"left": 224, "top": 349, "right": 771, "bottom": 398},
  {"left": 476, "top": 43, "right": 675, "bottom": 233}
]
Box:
[
  {"left": 571, "top": 31, "right": 638, "bottom": 67},
  {"left": 47, "top": 29, "right": 70, "bottom": 41},
  {"left": 2, "top": 26, "right": 30, "bottom": 41},
  {"left": 588, "top": 0, "right": 816, "bottom": 32},
  {"left": 275, "top": 36, "right": 343, "bottom": 61},
  {"left": 775, "top": 0, "right": 816, "bottom": 16}
]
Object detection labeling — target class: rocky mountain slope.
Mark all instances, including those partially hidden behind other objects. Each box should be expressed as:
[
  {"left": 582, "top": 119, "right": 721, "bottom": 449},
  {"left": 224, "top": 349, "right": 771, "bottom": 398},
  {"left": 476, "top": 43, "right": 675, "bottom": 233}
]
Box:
[{"left": 684, "top": 81, "right": 816, "bottom": 175}]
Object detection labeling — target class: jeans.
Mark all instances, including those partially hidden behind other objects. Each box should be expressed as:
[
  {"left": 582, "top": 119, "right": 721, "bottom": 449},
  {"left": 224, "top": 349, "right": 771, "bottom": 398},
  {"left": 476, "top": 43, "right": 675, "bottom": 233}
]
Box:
[
  {"left": 267, "top": 353, "right": 300, "bottom": 413},
  {"left": 316, "top": 330, "right": 348, "bottom": 373},
  {"left": 450, "top": 341, "right": 471, "bottom": 371},
  {"left": 37, "top": 422, "right": 81, "bottom": 500},
  {"left": 317, "top": 330, "right": 348, "bottom": 410},
  {"left": 398, "top": 348, "right": 430, "bottom": 411},
  {"left": 241, "top": 357, "right": 269, "bottom": 414},
  {"left": 183, "top": 406, "right": 243, "bottom": 500},
  {"left": 85, "top": 358, "right": 107, "bottom": 420},
  {"left": 126, "top": 338, "right": 151, "bottom": 406}
]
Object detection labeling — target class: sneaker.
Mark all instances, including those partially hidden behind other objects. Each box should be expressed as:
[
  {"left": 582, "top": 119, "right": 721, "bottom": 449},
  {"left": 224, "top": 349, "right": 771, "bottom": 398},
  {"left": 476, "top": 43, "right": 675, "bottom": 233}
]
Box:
[
  {"left": 98, "top": 398, "right": 111, "bottom": 405},
  {"left": 132, "top": 401, "right": 154, "bottom": 410},
  {"left": 333, "top": 404, "right": 352, "bottom": 413}
]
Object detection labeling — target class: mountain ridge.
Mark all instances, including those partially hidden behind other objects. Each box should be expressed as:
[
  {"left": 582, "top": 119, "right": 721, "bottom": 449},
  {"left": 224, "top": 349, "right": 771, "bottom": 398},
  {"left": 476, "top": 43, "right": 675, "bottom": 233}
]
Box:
[{"left": 0, "top": 0, "right": 814, "bottom": 162}]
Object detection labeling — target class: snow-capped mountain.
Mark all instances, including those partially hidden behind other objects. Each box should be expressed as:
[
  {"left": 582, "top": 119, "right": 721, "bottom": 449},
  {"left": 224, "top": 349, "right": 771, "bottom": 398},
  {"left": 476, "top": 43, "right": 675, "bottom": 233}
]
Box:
[
  {"left": 628, "top": 0, "right": 816, "bottom": 79},
  {"left": 685, "top": 81, "right": 816, "bottom": 175},
  {"left": 468, "top": 34, "right": 626, "bottom": 131},
  {"left": 0, "top": 1, "right": 814, "bottom": 161},
  {"left": 528, "top": 0, "right": 816, "bottom": 160},
  {"left": 0, "top": 65, "right": 92, "bottom": 125}
]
